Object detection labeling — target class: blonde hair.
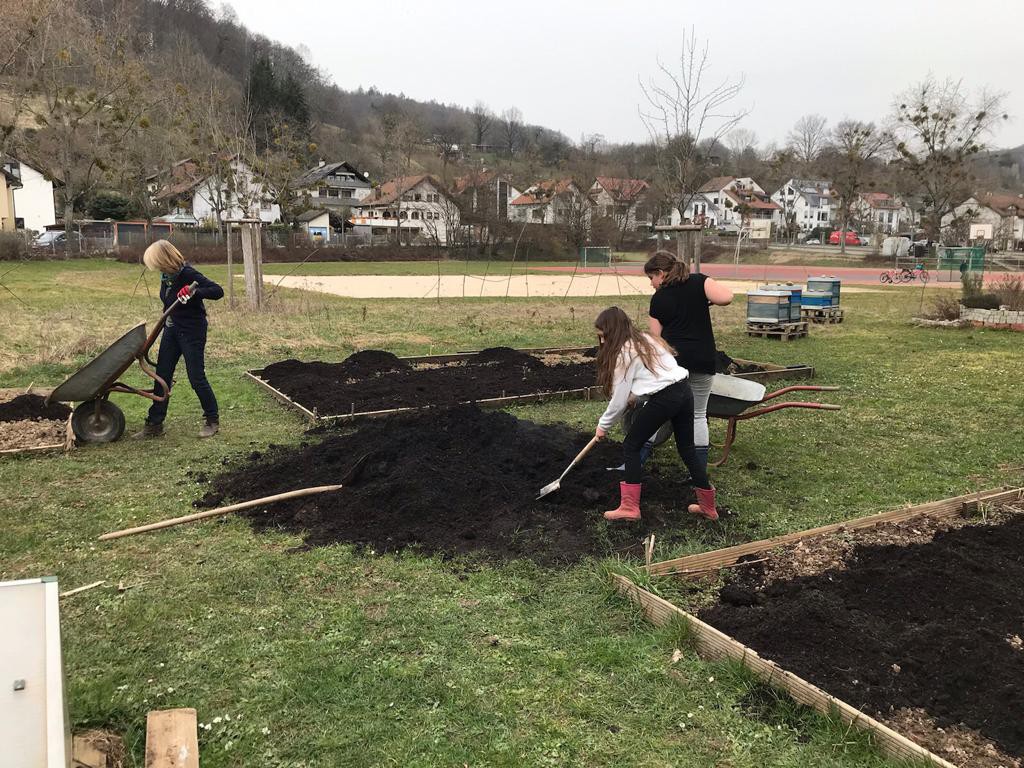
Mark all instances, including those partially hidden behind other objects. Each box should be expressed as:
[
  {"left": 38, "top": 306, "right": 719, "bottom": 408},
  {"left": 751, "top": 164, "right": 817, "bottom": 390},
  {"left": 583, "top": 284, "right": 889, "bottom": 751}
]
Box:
[{"left": 143, "top": 240, "right": 185, "bottom": 274}]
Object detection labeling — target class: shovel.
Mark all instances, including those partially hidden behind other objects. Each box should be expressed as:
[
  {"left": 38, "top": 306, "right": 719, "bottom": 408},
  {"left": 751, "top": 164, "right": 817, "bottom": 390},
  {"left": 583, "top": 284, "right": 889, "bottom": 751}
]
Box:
[{"left": 537, "top": 436, "right": 600, "bottom": 499}]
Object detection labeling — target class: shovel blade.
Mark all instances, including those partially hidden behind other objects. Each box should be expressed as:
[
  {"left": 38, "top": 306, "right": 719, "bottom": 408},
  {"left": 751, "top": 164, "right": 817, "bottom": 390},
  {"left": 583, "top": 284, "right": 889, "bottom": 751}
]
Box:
[{"left": 536, "top": 480, "right": 560, "bottom": 500}]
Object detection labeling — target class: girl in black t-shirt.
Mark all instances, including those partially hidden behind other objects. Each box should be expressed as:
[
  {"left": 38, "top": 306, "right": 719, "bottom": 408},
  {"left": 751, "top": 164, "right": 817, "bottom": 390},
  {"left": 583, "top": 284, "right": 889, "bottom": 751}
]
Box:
[{"left": 643, "top": 251, "right": 733, "bottom": 470}]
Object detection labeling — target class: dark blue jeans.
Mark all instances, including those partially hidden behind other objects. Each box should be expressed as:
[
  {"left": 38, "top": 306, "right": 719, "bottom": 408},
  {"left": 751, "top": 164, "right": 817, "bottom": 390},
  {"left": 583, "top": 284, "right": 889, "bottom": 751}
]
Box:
[{"left": 146, "top": 322, "right": 218, "bottom": 425}]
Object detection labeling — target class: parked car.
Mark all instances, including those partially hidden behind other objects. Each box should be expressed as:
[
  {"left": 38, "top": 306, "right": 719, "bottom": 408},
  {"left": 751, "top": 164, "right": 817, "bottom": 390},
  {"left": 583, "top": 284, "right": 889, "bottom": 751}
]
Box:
[
  {"left": 829, "top": 230, "right": 862, "bottom": 246},
  {"left": 33, "top": 231, "right": 81, "bottom": 249},
  {"left": 857, "top": 235, "right": 870, "bottom": 246},
  {"left": 804, "top": 238, "right": 821, "bottom": 245}
]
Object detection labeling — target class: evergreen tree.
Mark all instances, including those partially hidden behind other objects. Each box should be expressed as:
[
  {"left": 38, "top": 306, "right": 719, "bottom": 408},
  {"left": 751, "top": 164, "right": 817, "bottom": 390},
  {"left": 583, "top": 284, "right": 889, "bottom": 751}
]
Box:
[
  {"left": 246, "top": 55, "right": 279, "bottom": 121},
  {"left": 279, "top": 71, "right": 310, "bottom": 128}
]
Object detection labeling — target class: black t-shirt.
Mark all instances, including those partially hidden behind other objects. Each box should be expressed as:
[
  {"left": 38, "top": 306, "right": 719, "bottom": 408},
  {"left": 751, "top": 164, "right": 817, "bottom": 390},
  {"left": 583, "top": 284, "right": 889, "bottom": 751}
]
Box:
[{"left": 649, "top": 274, "right": 716, "bottom": 374}]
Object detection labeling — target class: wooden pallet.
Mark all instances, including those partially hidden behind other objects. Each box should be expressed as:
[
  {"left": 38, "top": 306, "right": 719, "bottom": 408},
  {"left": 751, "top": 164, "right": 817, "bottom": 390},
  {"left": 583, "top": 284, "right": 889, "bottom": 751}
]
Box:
[
  {"left": 745, "top": 320, "right": 808, "bottom": 340},
  {"left": 801, "top": 306, "right": 844, "bottom": 324}
]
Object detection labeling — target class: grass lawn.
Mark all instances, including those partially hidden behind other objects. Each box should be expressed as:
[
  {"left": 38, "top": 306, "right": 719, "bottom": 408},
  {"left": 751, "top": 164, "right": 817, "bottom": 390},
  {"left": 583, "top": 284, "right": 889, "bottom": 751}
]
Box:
[{"left": 2, "top": 260, "right": 1021, "bottom": 767}]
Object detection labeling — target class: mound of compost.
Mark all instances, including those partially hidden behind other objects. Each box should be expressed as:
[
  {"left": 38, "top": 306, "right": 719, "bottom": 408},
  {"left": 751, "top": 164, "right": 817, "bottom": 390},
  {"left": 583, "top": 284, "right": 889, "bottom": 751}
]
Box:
[
  {"left": 197, "top": 405, "right": 703, "bottom": 565},
  {"left": 0, "top": 394, "right": 71, "bottom": 423},
  {"left": 258, "top": 350, "right": 595, "bottom": 416},
  {"left": 701, "top": 516, "right": 1024, "bottom": 758}
]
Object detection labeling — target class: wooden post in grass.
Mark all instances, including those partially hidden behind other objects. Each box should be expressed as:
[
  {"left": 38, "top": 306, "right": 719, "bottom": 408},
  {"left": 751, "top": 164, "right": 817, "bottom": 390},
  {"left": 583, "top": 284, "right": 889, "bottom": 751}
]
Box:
[
  {"left": 237, "top": 218, "right": 263, "bottom": 311},
  {"left": 654, "top": 224, "right": 703, "bottom": 272},
  {"left": 225, "top": 223, "right": 234, "bottom": 308}
]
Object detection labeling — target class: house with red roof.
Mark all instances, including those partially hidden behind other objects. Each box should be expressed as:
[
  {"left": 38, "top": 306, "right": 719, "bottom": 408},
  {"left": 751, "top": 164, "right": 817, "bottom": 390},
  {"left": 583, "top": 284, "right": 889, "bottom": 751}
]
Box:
[
  {"left": 589, "top": 177, "right": 652, "bottom": 232},
  {"left": 942, "top": 192, "right": 1024, "bottom": 250},
  {"left": 851, "top": 192, "right": 910, "bottom": 234},
  {"left": 350, "top": 174, "right": 460, "bottom": 244},
  {"left": 508, "top": 179, "right": 590, "bottom": 226},
  {"left": 451, "top": 169, "right": 520, "bottom": 221},
  {"left": 682, "top": 176, "right": 779, "bottom": 232}
]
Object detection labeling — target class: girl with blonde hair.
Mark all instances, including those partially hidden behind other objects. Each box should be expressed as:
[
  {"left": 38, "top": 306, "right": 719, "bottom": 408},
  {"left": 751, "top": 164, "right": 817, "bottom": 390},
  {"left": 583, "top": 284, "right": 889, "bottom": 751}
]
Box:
[
  {"left": 593, "top": 306, "right": 718, "bottom": 522},
  {"left": 137, "top": 240, "right": 224, "bottom": 438}
]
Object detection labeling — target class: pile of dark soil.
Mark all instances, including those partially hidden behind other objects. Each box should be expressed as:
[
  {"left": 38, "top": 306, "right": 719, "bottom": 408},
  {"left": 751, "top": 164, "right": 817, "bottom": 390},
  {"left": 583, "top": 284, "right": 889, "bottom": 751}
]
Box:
[
  {"left": 197, "top": 405, "right": 704, "bottom": 565},
  {"left": 258, "top": 349, "right": 595, "bottom": 416},
  {"left": 0, "top": 394, "right": 71, "bottom": 423},
  {"left": 701, "top": 516, "right": 1024, "bottom": 758}
]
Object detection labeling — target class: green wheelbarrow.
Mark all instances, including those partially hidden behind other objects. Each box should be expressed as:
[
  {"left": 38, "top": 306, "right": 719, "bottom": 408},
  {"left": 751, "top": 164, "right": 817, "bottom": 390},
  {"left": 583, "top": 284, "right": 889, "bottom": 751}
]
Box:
[{"left": 46, "top": 282, "right": 199, "bottom": 444}]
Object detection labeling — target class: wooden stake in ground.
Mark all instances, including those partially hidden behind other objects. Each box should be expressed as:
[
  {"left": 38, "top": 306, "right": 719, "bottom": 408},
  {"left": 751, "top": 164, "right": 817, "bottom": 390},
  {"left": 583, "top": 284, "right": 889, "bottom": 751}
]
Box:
[
  {"left": 145, "top": 708, "right": 198, "bottom": 768},
  {"left": 225, "top": 223, "right": 234, "bottom": 308},
  {"left": 60, "top": 580, "right": 105, "bottom": 598},
  {"left": 239, "top": 220, "right": 263, "bottom": 311},
  {"left": 99, "top": 484, "right": 343, "bottom": 541}
]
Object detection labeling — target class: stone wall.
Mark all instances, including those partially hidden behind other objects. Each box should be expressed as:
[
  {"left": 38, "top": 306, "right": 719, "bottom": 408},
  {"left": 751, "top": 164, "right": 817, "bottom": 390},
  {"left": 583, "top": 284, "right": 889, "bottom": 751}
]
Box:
[{"left": 960, "top": 306, "right": 1024, "bottom": 331}]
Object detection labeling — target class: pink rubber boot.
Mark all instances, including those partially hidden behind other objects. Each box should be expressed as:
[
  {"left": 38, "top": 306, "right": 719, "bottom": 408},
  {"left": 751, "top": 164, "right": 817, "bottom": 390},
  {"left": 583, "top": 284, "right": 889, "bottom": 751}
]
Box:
[
  {"left": 687, "top": 486, "right": 719, "bottom": 521},
  {"left": 604, "top": 482, "right": 642, "bottom": 522}
]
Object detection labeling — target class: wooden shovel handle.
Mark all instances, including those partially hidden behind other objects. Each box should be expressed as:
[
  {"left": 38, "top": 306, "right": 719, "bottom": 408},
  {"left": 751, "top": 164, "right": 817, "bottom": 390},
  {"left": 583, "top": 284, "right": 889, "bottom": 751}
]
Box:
[
  {"left": 560, "top": 436, "right": 600, "bottom": 480},
  {"left": 99, "top": 483, "right": 342, "bottom": 541}
]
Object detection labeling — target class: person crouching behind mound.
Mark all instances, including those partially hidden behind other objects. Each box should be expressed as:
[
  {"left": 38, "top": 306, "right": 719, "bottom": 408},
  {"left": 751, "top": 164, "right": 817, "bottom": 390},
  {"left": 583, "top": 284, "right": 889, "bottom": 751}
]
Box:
[
  {"left": 593, "top": 306, "right": 718, "bottom": 522},
  {"left": 136, "top": 240, "right": 224, "bottom": 438}
]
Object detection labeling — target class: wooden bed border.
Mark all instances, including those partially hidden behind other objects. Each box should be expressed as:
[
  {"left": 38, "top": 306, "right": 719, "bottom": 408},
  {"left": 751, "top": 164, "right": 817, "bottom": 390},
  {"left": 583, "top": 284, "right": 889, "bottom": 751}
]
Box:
[
  {"left": 611, "top": 573, "right": 958, "bottom": 768},
  {"left": 646, "top": 486, "right": 1024, "bottom": 577}
]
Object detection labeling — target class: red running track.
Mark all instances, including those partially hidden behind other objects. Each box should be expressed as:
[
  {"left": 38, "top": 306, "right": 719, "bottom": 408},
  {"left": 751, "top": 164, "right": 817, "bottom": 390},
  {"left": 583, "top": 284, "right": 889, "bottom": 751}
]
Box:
[{"left": 532, "top": 263, "right": 1012, "bottom": 286}]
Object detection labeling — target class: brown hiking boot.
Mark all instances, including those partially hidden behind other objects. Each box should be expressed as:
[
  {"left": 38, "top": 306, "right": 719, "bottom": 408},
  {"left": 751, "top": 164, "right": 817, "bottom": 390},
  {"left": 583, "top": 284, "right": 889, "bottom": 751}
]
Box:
[
  {"left": 199, "top": 420, "right": 219, "bottom": 438},
  {"left": 132, "top": 423, "right": 164, "bottom": 439}
]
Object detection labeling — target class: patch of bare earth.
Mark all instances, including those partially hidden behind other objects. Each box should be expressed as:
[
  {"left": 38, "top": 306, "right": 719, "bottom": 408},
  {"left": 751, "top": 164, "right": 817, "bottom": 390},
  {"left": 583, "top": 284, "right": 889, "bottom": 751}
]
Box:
[{"left": 887, "top": 708, "right": 1021, "bottom": 768}]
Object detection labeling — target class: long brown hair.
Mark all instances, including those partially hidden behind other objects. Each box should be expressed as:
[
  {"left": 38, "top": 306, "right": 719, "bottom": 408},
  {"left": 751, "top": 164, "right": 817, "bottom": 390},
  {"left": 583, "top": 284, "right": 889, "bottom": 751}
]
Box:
[
  {"left": 644, "top": 250, "right": 689, "bottom": 285},
  {"left": 594, "top": 306, "right": 672, "bottom": 396}
]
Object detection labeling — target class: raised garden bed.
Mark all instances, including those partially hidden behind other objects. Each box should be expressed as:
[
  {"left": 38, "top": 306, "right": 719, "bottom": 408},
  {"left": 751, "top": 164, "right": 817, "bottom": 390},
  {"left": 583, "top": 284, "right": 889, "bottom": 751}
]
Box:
[
  {"left": 0, "top": 389, "right": 72, "bottom": 457},
  {"left": 195, "top": 404, "right": 715, "bottom": 566},
  {"left": 246, "top": 346, "right": 815, "bottom": 423},
  {"left": 614, "top": 486, "right": 1024, "bottom": 768}
]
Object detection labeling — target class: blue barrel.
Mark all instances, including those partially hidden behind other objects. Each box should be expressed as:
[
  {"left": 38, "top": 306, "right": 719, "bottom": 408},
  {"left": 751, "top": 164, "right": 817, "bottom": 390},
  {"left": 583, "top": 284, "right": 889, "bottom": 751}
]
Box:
[
  {"left": 806, "top": 276, "right": 841, "bottom": 306},
  {"left": 746, "top": 290, "right": 791, "bottom": 324},
  {"left": 802, "top": 290, "right": 833, "bottom": 309},
  {"left": 760, "top": 283, "right": 803, "bottom": 321}
]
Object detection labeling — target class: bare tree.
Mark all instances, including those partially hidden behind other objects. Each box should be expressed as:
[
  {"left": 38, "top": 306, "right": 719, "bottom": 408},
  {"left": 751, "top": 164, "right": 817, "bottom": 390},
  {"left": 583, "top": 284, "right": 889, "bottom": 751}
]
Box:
[
  {"left": 638, "top": 28, "right": 749, "bottom": 234},
  {"left": 823, "top": 121, "right": 886, "bottom": 254},
  {"left": 725, "top": 128, "right": 757, "bottom": 157},
  {"left": 0, "top": 0, "right": 59, "bottom": 159},
  {"left": 20, "top": 3, "right": 153, "bottom": 237},
  {"left": 500, "top": 107, "right": 524, "bottom": 157},
  {"left": 428, "top": 121, "right": 464, "bottom": 183},
  {"left": 888, "top": 78, "right": 1008, "bottom": 239},
  {"left": 787, "top": 114, "right": 829, "bottom": 170},
  {"left": 470, "top": 101, "right": 493, "bottom": 147}
]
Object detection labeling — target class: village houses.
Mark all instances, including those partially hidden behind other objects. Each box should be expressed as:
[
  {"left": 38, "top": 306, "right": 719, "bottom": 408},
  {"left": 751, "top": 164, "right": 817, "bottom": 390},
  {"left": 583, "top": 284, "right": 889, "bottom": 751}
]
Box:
[
  {"left": 292, "top": 161, "right": 372, "bottom": 211},
  {"left": 508, "top": 179, "right": 590, "bottom": 226},
  {"left": 350, "top": 174, "right": 460, "bottom": 245},
  {"left": 451, "top": 170, "right": 521, "bottom": 221},
  {"left": 589, "top": 177, "right": 652, "bottom": 231},
  {"left": 851, "top": 192, "right": 910, "bottom": 235},
  {"left": 152, "top": 155, "right": 281, "bottom": 226},
  {"left": 943, "top": 192, "right": 1024, "bottom": 251},
  {"left": 0, "top": 157, "right": 57, "bottom": 233},
  {"left": 771, "top": 178, "right": 835, "bottom": 233}
]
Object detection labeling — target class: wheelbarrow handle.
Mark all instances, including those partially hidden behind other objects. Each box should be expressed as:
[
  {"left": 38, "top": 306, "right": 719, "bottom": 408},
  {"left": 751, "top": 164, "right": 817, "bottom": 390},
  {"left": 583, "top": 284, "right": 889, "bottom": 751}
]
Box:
[{"left": 142, "top": 281, "right": 200, "bottom": 358}]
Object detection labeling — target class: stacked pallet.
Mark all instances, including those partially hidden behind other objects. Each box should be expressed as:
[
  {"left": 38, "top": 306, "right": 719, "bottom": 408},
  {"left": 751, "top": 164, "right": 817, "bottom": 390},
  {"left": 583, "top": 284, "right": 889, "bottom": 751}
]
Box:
[{"left": 746, "top": 289, "right": 809, "bottom": 340}]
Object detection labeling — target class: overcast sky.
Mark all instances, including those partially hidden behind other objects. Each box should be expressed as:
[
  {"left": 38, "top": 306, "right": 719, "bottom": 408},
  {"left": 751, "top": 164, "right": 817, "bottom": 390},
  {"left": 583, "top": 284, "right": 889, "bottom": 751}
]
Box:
[{"left": 229, "top": 0, "right": 1023, "bottom": 151}]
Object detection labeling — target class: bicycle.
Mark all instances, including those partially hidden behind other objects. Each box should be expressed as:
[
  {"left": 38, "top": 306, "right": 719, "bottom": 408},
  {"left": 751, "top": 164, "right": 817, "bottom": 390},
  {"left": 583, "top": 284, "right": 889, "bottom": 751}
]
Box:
[{"left": 901, "top": 265, "right": 930, "bottom": 283}]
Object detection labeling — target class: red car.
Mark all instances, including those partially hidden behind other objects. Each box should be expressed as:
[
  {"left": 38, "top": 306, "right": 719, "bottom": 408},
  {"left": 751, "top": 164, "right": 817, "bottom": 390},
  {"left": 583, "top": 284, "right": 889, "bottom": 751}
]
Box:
[{"left": 829, "top": 229, "right": 861, "bottom": 246}]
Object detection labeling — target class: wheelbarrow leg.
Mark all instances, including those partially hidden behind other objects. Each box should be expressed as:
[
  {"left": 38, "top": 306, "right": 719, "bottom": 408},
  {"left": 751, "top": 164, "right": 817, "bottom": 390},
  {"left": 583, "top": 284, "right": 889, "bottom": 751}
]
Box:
[{"left": 710, "top": 418, "right": 737, "bottom": 467}]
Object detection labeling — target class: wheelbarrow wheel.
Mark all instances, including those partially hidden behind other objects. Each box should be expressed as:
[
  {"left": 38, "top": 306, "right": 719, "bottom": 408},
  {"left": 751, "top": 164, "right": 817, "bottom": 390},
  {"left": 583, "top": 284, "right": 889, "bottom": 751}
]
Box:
[{"left": 71, "top": 399, "right": 126, "bottom": 444}]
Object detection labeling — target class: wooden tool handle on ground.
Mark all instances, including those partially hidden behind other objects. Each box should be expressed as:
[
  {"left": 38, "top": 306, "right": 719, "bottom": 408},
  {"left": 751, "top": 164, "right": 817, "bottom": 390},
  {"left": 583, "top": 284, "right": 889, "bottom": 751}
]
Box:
[{"left": 99, "top": 484, "right": 343, "bottom": 541}]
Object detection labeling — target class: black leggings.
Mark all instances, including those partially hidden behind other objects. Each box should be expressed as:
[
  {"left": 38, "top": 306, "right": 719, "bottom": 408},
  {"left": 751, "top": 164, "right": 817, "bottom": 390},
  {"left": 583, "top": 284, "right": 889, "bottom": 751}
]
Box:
[{"left": 622, "top": 380, "right": 710, "bottom": 489}]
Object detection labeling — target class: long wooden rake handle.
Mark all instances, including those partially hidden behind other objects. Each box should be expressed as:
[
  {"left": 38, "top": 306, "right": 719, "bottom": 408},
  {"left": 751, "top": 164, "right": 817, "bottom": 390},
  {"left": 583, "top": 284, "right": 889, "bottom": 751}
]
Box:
[{"left": 98, "top": 484, "right": 343, "bottom": 541}]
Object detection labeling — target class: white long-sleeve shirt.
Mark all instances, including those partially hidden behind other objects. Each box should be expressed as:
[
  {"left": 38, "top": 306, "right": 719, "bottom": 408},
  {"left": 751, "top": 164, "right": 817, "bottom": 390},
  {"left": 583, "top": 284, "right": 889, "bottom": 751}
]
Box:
[{"left": 597, "top": 337, "right": 689, "bottom": 431}]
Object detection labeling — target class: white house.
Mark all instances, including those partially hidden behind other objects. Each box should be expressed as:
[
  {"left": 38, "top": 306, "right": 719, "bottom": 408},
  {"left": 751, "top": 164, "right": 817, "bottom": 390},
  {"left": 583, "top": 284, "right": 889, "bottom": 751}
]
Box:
[
  {"left": 942, "top": 193, "right": 1024, "bottom": 250},
  {"left": 295, "top": 209, "right": 331, "bottom": 241},
  {"left": 509, "top": 179, "right": 590, "bottom": 225},
  {"left": 4, "top": 158, "right": 56, "bottom": 232},
  {"left": 771, "top": 178, "right": 834, "bottom": 233},
  {"left": 351, "top": 174, "right": 460, "bottom": 245},
  {"left": 293, "top": 161, "right": 372, "bottom": 210},
  {"left": 670, "top": 177, "right": 778, "bottom": 231},
  {"left": 451, "top": 170, "right": 521, "bottom": 221},
  {"left": 589, "top": 177, "right": 652, "bottom": 231},
  {"left": 153, "top": 155, "right": 280, "bottom": 225},
  {"left": 851, "top": 192, "right": 908, "bottom": 235}
]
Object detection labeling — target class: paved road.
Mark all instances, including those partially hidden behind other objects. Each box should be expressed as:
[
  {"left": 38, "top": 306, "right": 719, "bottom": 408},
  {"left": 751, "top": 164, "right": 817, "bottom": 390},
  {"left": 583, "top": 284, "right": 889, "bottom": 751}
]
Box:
[{"left": 533, "top": 263, "right": 1007, "bottom": 287}]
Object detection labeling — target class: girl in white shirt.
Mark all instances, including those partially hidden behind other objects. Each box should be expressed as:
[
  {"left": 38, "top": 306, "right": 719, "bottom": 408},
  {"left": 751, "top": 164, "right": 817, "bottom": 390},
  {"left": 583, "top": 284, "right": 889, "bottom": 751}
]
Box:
[{"left": 594, "top": 306, "right": 718, "bottom": 522}]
